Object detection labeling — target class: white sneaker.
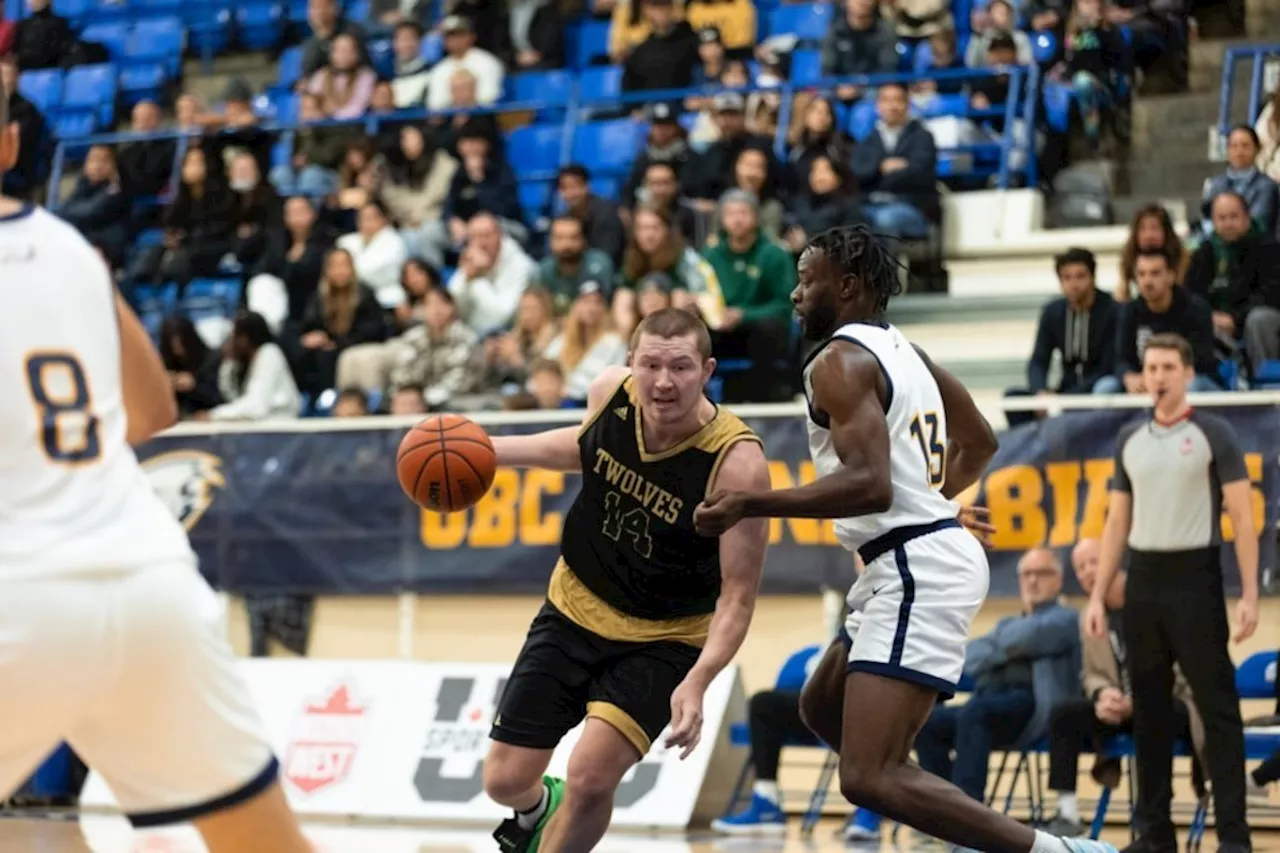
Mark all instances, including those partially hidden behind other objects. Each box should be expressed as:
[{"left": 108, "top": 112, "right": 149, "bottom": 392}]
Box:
[{"left": 1063, "top": 839, "right": 1120, "bottom": 853}]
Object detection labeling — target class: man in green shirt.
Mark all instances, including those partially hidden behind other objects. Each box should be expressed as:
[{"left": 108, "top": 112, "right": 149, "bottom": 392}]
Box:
[
  {"left": 701, "top": 189, "right": 797, "bottom": 402},
  {"left": 532, "top": 216, "right": 615, "bottom": 316}
]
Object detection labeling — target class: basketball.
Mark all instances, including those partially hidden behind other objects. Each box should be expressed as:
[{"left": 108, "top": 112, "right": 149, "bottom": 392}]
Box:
[{"left": 396, "top": 414, "right": 497, "bottom": 513}]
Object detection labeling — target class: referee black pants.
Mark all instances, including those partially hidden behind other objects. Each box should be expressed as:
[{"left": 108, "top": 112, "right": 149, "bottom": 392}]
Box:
[{"left": 1126, "top": 550, "right": 1249, "bottom": 847}]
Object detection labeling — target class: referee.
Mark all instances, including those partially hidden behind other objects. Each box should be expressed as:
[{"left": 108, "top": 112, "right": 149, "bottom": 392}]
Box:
[{"left": 1086, "top": 332, "right": 1259, "bottom": 853}]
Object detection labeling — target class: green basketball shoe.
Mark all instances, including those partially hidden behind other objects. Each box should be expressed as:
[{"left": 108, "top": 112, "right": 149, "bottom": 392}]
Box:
[{"left": 492, "top": 776, "right": 566, "bottom": 853}]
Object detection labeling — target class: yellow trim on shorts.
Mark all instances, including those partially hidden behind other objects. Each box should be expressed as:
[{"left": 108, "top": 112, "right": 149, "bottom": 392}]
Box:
[
  {"left": 587, "top": 701, "right": 651, "bottom": 756},
  {"left": 547, "top": 558, "right": 711, "bottom": 647}
]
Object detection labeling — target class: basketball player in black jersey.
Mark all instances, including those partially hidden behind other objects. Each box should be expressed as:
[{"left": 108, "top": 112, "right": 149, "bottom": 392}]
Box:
[{"left": 480, "top": 308, "right": 772, "bottom": 853}]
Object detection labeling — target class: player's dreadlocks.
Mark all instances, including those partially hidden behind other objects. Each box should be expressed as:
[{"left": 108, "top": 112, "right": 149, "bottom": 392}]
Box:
[{"left": 805, "top": 225, "right": 905, "bottom": 317}]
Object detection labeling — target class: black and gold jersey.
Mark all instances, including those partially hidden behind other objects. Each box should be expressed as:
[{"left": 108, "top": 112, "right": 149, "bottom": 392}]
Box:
[{"left": 553, "top": 375, "right": 761, "bottom": 637}]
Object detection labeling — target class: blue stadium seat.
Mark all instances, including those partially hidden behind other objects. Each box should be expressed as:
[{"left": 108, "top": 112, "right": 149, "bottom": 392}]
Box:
[
  {"left": 132, "top": 282, "right": 180, "bottom": 315},
  {"left": 848, "top": 100, "right": 877, "bottom": 141},
  {"left": 118, "top": 63, "right": 166, "bottom": 105},
  {"left": 421, "top": 32, "right": 443, "bottom": 64},
  {"left": 17, "top": 69, "right": 64, "bottom": 114},
  {"left": 186, "top": 1, "right": 234, "bottom": 54},
  {"left": 509, "top": 70, "right": 574, "bottom": 107},
  {"left": 80, "top": 22, "right": 130, "bottom": 60},
  {"left": 571, "top": 119, "right": 644, "bottom": 176},
  {"left": 60, "top": 63, "right": 117, "bottom": 130},
  {"left": 574, "top": 19, "right": 610, "bottom": 68},
  {"left": 518, "top": 180, "right": 552, "bottom": 225},
  {"left": 895, "top": 39, "right": 912, "bottom": 71},
  {"left": 366, "top": 38, "right": 396, "bottom": 79},
  {"left": 790, "top": 48, "right": 821, "bottom": 85},
  {"left": 272, "top": 92, "right": 300, "bottom": 124},
  {"left": 130, "top": 0, "right": 184, "bottom": 18},
  {"left": 236, "top": 0, "right": 286, "bottom": 50},
  {"left": 768, "top": 2, "right": 831, "bottom": 41},
  {"left": 1032, "top": 31, "right": 1057, "bottom": 65},
  {"left": 577, "top": 66, "right": 621, "bottom": 103},
  {"left": 1254, "top": 360, "right": 1280, "bottom": 388},
  {"left": 128, "top": 17, "right": 185, "bottom": 71},
  {"left": 277, "top": 45, "right": 304, "bottom": 89},
  {"left": 506, "top": 124, "right": 565, "bottom": 180},
  {"left": 589, "top": 176, "right": 619, "bottom": 202},
  {"left": 3, "top": 0, "right": 19, "bottom": 20},
  {"left": 920, "top": 92, "right": 969, "bottom": 117},
  {"left": 182, "top": 278, "right": 243, "bottom": 318},
  {"left": 1041, "top": 80, "right": 1070, "bottom": 133},
  {"left": 345, "top": 0, "right": 368, "bottom": 21}
]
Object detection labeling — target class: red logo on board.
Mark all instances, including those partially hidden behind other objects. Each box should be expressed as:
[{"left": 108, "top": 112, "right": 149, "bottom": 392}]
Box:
[{"left": 284, "top": 682, "right": 367, "bottom": 795}]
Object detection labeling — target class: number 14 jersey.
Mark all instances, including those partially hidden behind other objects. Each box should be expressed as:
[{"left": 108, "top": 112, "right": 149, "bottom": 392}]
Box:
[
  {"left": 802, "top": 321, "right": 957, "bottom": 555},
  {"left": 0, "top": 206, "right": 192, "bottom": 580},
  {"left": 559, "top": 375, "right": 760, "bottom": 623}
]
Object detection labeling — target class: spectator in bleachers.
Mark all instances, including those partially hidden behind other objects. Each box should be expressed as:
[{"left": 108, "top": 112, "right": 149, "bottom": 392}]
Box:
[
  {"left": 912, "top": 27, "right": 967, "bottom": 97},
  {"left": 332, "top": 388, "right": 369, "bottom": 416},
  {"left": 131, "top": 147, "right": 234, "bottom": 288},
  {"left": 1052, "top": 0, "right": 1126, "bottom": 154},
  {"left": 621, "top": 103, "right": 691, "bottom": 219},
  {"left": 268, "top": 94, "right": 351, "bottom": 198},
  {"left": 1040, "top": 538, "right": 1205, "bottom": 837},
  {"left": 431, "top": 69, "right": 506, "bottom": 158},
  {"left": 383, "top": 125, "right": 458, "bottom": 266},
  {"left": 1096, "top": 248, "right": 1220, "bottom": 393},
  {"left": 11, "top": 0, "right": 72, "bottom": 71},
  {"left": 0, "top": 59, "right": 45, "bottom": 199},
  {"left": 634, "top": 161, "right": 699, "bottom": 243},
  {"left": 684, "top": 0, "right": 755, "bottom": 58},
  {"left": 425, "top": 15, "right": 504, "bottom": 111},
  {"left": 369, "top": 80, "right": 400, "bottom": 120},
  {"left": 1186, "top": 191, "right": 1280, "bottom": 375},
  {"left": 297, "top": 247, "right": 389, "bottom": 394},
  {"left": 692, "top": 26, "right": 729, "bottom": 84},
  {"left": 533, "top": 216, "right": 617, "bottom": 314},
  {"left": 448, "top": 212, "right": 538, "bottom": 334},
  {"left": 1027, "top": 0, "right": 1069, "bottom": 38},
  {"left": 618, "top": 203, "right": 725, "bottom": 325},
  {"left": 57, "top": 144, "right": 129, "bottom": 270},
  {"left": 228, "top": 151, "right": 282, "bottom": 271},
  {"left": 390, "top": 257, "right": 441, "bottom": 333},
  {"left": 525, "top": 358, "right": 570, "bottom": 409},
  {"left": 201, "top": 80, "right": 276, "bottom": 181},
  {"left": 1201, "top": 125, "right": 1279, "bottom": 236},
  {"left": 439, "top": 122, "right": 524, "bottom": 252},
  {"left": 116, "top": 101, "right": 176, "bottom": 202},
  {"left": 543, "top": 280, "right": 629, "bottom": 401},
  {"left": 689, "top": 93, "right": 780, "bottom": 208},
  {"left": 159, "top": 315, "right": 224, "bottom": 418},
  {"left": 850, "top": 82, "right": 938, "bottom": 239},
  {"left": 787, "top": 95, "right": 854, "bottom": 189},
  {"left": 556, "top": 164, "right": 627, "bottom": 265},
  {"left": 965, "top": 1, "right": 1032, "bottom": 65},
  {"left": 821, "top": 0, "right": 898, "bottom": 102},
  {"left": 885, "top": 0, "right": 954, "bottom": 43},
  {"left": 914, "top": 548, "right": 1081, "bottom": 804},
  {"left": 247, "top": 196, "right": 333, "bottom": 336},
  {"left": 309, "top": 33, "right": 378, "bottom": 119},
  {"left": 701, "top": 189, "right": 796, "bottom": 402},
  {"left": 1254, "top": 87, "right": 1280, "bottom": 182},
  {"left": 336, "top": 200, "right": 410, "bottom": 309},
  {"left": 609, "top": 0, "right": 685, "bottom": 62},
  {"left": 494, "top": 0, "right": 566, "bottom": 71},
  {"left": 391, "top": 21, "right": 433, "bottom": 108},
  {"left": 390, "top": 383, "right": 429, "bottom": 413},
  {"left": 686, "top": 60, "right": 752, "bottom": 147},
  {"left": 1105, "top": 0, "right": 1188, "bottom": 90},
  {"left": 784, "top": 155, "right": 865, "bottom": 252},
  {"left": 384, "top": 286, "right": 483, "bottom": 409},
  {"left": 706, "top": 147, "right": 784, "bottom": 240},
  {"left": 637, "top": 270, "right": 674, "bottom": 316},
  {"left": 1117, "top": 203, "right": 1188, "bottom": 303},
  {"left": 483, "top": 286, "right": 560, "bottom": 388},
  {"left": 448, "top": 0, "right": 508, "bottom": 53},
  {"left": 621, "top": 0, "right": 700, "bottom": 94},
  {"left": 300, "top": 0, "right": 371, "bottom": 77},
  {"left": 967, "top": 34, "right": 1025, "bottom": 138},
  {"left": 333, "top": 139, "right": 380, "bottom": 211},
  {"left": 194, "top": 313, "right": 302, "bottom": 422}
]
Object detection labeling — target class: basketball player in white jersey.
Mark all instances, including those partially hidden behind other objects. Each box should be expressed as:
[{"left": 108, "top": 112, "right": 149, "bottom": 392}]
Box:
[
  {"left": 0, "top": 102, "right": 311, "bottom": 852},
  {"left": 695, "top": 227, "right": 1116, "bottom": 853}
]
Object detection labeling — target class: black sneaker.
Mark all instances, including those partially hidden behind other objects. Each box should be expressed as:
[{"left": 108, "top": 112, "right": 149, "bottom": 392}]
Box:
[
  {"left": 493, "top": 816, "right": 536, "bottom": 853},
  {"left": 1119, "top": 836, "right": 1177, "bottom": 853}
]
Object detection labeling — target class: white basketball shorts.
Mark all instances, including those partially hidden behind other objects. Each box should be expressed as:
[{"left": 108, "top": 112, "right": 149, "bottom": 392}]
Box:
[
  {"left": 0, "top": 560, "right": 277, "bottom": 826},
  {"left": 842, "top": 520, "right": 990, "bottom": 698}
]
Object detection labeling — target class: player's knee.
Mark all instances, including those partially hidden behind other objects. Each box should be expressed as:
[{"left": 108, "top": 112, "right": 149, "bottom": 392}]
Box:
[
  {"left": 482, "top": 749, "right": 544, "bottom": 806},
  {"left": 839, "top": 760, "right": 893, "bottom": 814},
  {"left": 564, "top": 762, "right": 623, "bottom": 812}
]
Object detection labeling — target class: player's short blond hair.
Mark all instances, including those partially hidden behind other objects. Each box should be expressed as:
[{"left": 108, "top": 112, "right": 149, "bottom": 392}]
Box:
[{"left": 630, "top": 307, "right": 712, "bottom": 360}]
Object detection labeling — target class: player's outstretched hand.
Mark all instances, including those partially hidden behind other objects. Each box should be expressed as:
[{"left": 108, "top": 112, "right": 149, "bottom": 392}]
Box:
[
  {"left": 665, "top": 679, "right": 705, "bottom": 760},
  {"left": 956, "top": 505, "right": 996, "bottom": 547},
  {"left": 694, "top": 490, "right": 747, "bottom": 537}
]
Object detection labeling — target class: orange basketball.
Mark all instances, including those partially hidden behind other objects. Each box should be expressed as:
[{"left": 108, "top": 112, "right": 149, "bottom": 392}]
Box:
[{"left": 396, "top": 414, "right": 497, "bottom": 513}]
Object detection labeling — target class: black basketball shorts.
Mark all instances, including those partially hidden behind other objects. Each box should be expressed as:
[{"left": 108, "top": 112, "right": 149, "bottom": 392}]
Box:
[{"left": 490, "top": 601, "right": 701, "bottom": 757}]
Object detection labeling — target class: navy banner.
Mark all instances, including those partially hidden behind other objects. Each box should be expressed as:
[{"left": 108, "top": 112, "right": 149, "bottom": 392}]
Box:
[{"left": 139, "top": 406, "right": 1279, "bottom": 598}]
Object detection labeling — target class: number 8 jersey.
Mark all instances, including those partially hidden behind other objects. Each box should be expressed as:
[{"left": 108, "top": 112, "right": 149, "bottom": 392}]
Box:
[
  {"left": 0, "top": 206, "right": 193, "bottom": 579},
  {"left": 802, "top": 321, "right": 957, "bottom": 554}
]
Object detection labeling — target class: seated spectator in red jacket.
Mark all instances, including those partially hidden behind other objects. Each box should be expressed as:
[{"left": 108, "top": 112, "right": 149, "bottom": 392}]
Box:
[
  {"left": 57, "top": 144, "right": 130, "bottom": 270},
  {"left": 850, "top": 82, "right": 938, "bottom": 239}
]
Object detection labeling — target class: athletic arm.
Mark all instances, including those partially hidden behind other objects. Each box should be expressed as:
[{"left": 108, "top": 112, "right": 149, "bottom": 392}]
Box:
[
  {"left": 1093, "top": 490, "right": 1131, "bottom": 610},
  {"left": 914, "top": 345, "right": 998, "bottom": 499},
  {"left": 116, "top": 291, "right": 178, "bottom": 445},
  {"left": 489, "top": 365, "right": 630, "bottom": 471},
  {"left": 1223, "top": 480, "right": 1259, "bottom": 599}
]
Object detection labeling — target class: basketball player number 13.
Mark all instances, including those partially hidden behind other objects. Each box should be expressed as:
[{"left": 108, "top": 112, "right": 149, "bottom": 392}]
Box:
[
  {"left": 25, "top": 352, "right": 102, "bottom": 464},
  {"left": 909, "top": 411, "right": 946, "bottom": 488}
]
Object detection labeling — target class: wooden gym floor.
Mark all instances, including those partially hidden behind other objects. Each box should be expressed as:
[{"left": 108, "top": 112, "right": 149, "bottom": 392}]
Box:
[{"left": 2, "top": 815, "right": 1278, "bottom": 853}]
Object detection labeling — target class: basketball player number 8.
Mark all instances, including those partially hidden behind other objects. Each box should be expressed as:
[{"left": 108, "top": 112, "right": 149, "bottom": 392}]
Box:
[
  {"left": 25, "top": 353, "right": 102, "bottom": 464},
  {"left": 909, "top": 411, "right": 946, "bottom": 489}
]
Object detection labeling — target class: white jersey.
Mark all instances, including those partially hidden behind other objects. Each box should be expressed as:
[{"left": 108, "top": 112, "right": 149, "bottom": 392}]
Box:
[
  {"left": 803, "top": 321, "right": 956, "bottom": 553},
  {"left": 0, "top": 205, "right": 193, "bottom": 579}
]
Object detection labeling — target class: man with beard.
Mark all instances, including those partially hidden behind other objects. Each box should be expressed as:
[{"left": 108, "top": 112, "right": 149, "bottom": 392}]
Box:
[{"left": 533, "top": 216, "right": 616, "bottom": 315}]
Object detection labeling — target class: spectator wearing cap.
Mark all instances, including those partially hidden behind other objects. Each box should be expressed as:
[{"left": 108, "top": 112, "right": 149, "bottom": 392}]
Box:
[
  {"left": 534, "top": 216, "right": 617, "bottom": 315},
  {"left": 621, "top": 103, "right": 692, "bottom": 215},
  {"left": 609, "top": 0, "right": 686, "bottom": 63},
  {"left": 12, "top": 0, "right": 73, "bottom": 72},
  {"left": 850, "top": 82, "right": 938, "bottom": 239},
  {"left": 425, "top": 15, "right": 504, "bottom": 111},
  {"left": 633, "top": 161, "right": 699, "bottom": 243},
  {"left": 685, "top": 0, "right": 756, "bottom": 58},
  {"left": 821, "top": 0, "right": 898, "bottom": 102},
  {"left": 692, "top": 26, "right": 729, "bottom": 84},
  {"left": 493, "top": 0, "right": 566, "bottom": 70},
  {"left": 390, "top": 21, "right": 433, "bottom": 108},
  {"left": 544, "top": 281, "right": 630, "bottom": 402},
  {"left": 621, "top": 0, "right": 700, "bottom": 94},
  {"left": 556, "top": 164, "right": 627, "bottom": 265},
  {"left": 448, "top": 212, "right": 538, "bottom": 335},
  {"left": 300, "top": 0, "right": 371, "bottom": 77},
  {"left": 689, "top": 93, "right": 781, "bottom": 208},
  {"left": 701, "top": 189, "right": 797, "bottom": 402}
]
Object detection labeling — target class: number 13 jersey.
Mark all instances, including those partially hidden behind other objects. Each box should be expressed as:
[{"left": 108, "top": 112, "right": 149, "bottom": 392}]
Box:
[
  {"left": 0, "top": 206, "right": 193, "bottom": 580},
  {"left": 802, "top": 321, "right": 956, "bottom": 554}
]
